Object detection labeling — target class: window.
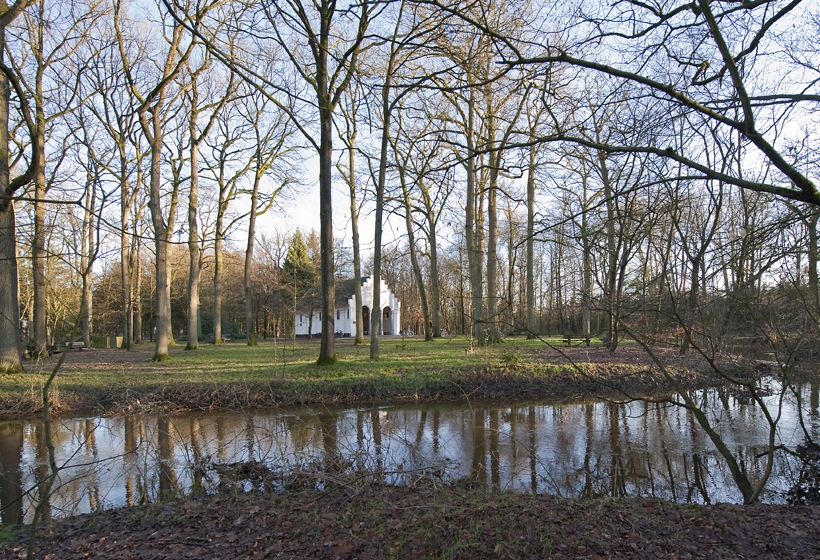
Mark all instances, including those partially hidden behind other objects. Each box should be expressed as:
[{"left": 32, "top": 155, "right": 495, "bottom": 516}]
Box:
[
  {"left": 319, "top": 312, "right": 322, "bottom": 321},
  {"left": 337, "top": 310, "right": 340, "bottom": 320},
  {"left": 299, "top": 315, "right": 302, "bottom": 326}
]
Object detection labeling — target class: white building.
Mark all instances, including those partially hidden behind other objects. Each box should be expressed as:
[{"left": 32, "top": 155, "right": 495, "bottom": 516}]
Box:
[{"left": 294, "top": 276, "right": 401, "bottom": 337}]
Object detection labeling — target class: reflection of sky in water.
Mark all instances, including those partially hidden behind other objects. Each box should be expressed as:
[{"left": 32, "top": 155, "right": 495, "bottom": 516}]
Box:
[{"left": 1, "top": 383, "right": 819, "bottom": 524}]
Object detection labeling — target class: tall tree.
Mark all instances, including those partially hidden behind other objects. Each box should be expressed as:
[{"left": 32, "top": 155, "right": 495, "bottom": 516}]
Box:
[
  {"left": 8, "top": 0, "right": 97, "bottom": 356},
  {"left": 168, "top": 0, "right": 380, "bottom": 363},
  {"left": 86, "top": 24, "right": 145, "bottom": 349},
  {"left": 0, "top": 0, "right": 41, "bottom": 374},
  {"left": 336, "top": 80, "right": 366, "bottom": 345},
  {"left": 183, "top": 53, "right": 234, "bottom": 350},
  {"left": 115, "top": 0, "right": 196, "bottom": 361},
  {"left": 239, "top": 91, "right": 295, "bottom": 346}
]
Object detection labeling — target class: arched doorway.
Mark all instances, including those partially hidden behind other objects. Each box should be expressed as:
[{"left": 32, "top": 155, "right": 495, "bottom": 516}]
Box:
[
  {"left": 382, "top": 307, "right": 392, "bottom": 335},
  {"left": 362, "top": 306, "right": 370, "bottom": 335}
]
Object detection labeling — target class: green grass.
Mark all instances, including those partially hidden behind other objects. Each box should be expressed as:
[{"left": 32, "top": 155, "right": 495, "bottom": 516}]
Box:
[
  {"left": 0, "top": 524, "right": 19, "bottom": 547},
  {"left": 0, "top": 335, "right": 621, "bottom": 418}
]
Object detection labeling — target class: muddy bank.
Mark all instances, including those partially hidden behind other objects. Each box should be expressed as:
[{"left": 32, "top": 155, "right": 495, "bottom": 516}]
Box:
[{"left": 4, "top": 483, "right": 818, "bottom": 559}]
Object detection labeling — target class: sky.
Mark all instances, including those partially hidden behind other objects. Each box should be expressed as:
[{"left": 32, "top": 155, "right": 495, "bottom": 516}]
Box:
[{"left": 253, "top": 153, "right": 406, "bottom": 264}]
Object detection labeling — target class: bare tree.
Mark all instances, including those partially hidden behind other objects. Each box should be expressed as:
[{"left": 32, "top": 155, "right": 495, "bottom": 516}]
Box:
[
  {"left": 87, "top": 34, "right": 145, "bottom": 350},
  {"left": 183, "top": 53, "right": 234, "bottom": 350},
  {"left": 483, "top": 0, "right": 820, "bottom": 206},
  {"left": 0, "top": 0, "right": 42, "bottom": 374},
  {"left": 336, "top": 80, "right": 367, "bottom": 345},
  {"left": 167, "top": 0, "right": 381, "bottom": 363},
  {"left": 239, "top": 91, "right": 296, "bottom": 346},
  {"left": 6, "top": 0, "right": 97, "bottom": 356},
  {"left": 115, "top": 0, "right": 196, "bottom": 361}
]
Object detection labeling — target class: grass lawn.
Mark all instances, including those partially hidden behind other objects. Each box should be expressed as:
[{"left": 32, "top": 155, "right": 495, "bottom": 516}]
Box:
[{"left": 0, "top": 334, "right": 714, "bottom": 419}]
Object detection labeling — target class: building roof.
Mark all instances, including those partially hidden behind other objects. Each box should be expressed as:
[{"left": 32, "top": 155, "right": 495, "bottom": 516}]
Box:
[{"left": 295, "top": 277, "right": 369, "bottom": 314}]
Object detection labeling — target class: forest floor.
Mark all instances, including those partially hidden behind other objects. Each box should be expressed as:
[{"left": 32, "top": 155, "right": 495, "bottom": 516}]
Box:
[
  {"left": 3, "top": 481, "right": 820, "bottom": 559},
  {"left": 0, "top": 336, "right": 777, "bottom": 419}
]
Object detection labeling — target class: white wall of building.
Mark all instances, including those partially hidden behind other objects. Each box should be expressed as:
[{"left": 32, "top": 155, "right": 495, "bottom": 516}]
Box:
[{"left": 294, "top": 277, "right": 401, "bottom": 337}]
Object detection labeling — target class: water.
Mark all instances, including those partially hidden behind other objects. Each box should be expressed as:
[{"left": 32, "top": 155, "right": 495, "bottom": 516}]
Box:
[{"left": 2, "top": 383, "right": 819, "bottom": 524}]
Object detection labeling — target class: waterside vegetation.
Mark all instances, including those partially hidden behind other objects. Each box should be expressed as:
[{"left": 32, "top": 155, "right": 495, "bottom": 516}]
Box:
[{"left": 0, "top": 336, "right": 746, "bottom": 420}]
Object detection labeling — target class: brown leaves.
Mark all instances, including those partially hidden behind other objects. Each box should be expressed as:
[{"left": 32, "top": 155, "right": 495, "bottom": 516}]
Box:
[{"left": 5, "top": 486, "right": 820, "bottom": 559}]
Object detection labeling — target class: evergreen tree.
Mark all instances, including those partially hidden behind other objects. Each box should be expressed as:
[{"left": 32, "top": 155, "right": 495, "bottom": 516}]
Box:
[{"left": 283, "top": 230, "right": 317, "bottom": 299}]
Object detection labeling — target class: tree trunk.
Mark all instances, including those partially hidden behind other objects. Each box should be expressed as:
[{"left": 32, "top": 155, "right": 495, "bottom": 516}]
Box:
[
  {"left": 79, "top": 162, "right": 97, "bottom": 347},
  {"left": 347, "top": 132, "right": 365, "bottom": 345},
  {"left": 399, "top": 169, "right": 431, "bottom": 340},
  {"left": 213, "top": 221, "right": 223, "bottom": 345},
  {"left": 186, "top": 121, "right": 202, "bottom": 350},
  {"left": 598, "top": 148, "right": 618, "bottom": 351},
  {"left": 317, "top": 96, "right": 337, "bottom": 363},
  {"left": 370, "top": 71, "right": 393, "bottom": 361},
  {"left": 581, "top": 173, "right": 592, "bottom": 340},
  {"left": 0, "top": 203, "right": 22, "bottom": 373},
  {"left": 133, "top": 232, "right": 142, "bottom": 345},
  {"left": 148, "top": 109, "right": 171, "bottom": 362},
  {"left": 32, "top": 106, "right": 47, "bottom": 354},
  {"left": 120, "top": 164, "right": 133, "bottom": 350},
  {"left": 428, "top": 213, "right": 442, "bottom": 338},
  {"left": 244, "top": 172, "right": 261, "bottom": 346},
  {"left": 0, "top": 0, "right": 34, "bottom": 374},
  {"left": 526, "top": 143, "right": 536, "bottom": 338},
  {"left": 807, "top": 211, "right": 820, "bottom": 320},
  {"left": 464, "top": 89, "right": 484, "bottom": 345},
  {"left": 505, "top": 201, "right": 516, "bottom": 335},
  {"left": 486, "top": 129, "right": 499, "bottom": 343}
]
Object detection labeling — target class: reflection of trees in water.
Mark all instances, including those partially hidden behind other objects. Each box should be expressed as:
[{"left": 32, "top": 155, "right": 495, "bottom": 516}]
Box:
[
  {"left": 33, "top": 424, "right": 51, "bottom": 520},
  {"left": 414, "top": 410, "right": 427, "bottom": 448},
  {"left": 245, "top": 412, "right": 256, "bottom": 462},
  {"left": 470, "top": 409, "right": 486, "bottom": 484},
  {"left": 2, "top": 390, "right": 809, "bottom": 521},
  {"left": 0, "top": 422, "right": 24, "bottom": 525},
  {"left": 215, "top": 415, "right": 228, "bottom": 461},
  {"left": 608, "top": 402, "right": 626, "bottom": 498},
  {"left": 157, "top": 416, "right": 177, "bottom": 501},
  {"left": 319, "top": 410, "right": 342, "bottom": 472},
  {"left": 370, "top": 409, "right": 384, "bottom": 475},
  {"left": 124, "top": 415, "right": 147, "bottom": 506},
  {"left": 83, "top": 419, "right": 101, "bottom": 512},
  {"left": 489, "top": 410, "right": 500, "bottom": 489},
  {"left": 189, "top": 417, "right": 204, "bottom": 494},
  {"left": 788, "top": 442, "right": 820, "bottom": 505},
  {"left": 528, "top": 407, "right": 537, "bottom": 493},
  {"left": 432, "top": 410, "right": 440, "bottom": 453}
]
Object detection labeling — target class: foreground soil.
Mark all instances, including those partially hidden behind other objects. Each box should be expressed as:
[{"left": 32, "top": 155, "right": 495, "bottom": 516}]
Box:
[{"left": 3, "top": 483, "right": 818, "bottom": 559}]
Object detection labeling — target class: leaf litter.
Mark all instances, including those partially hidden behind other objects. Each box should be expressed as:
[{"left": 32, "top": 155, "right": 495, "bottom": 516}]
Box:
[{"left": 3, "top": 482, "right": 819, "bottom": 559}]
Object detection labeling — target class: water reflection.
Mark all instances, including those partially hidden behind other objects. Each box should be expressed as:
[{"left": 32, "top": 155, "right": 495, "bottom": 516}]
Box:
[
  {"left": 1, "top": 385, "right": 819, "bottom": 524},
  {"left": 0, "top": 423, "right": 23, "bottom": 525}
]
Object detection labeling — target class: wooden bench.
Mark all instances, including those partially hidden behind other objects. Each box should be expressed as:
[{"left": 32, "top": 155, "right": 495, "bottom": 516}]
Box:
[{"left": 563, "top": 335, "right": 591, "bottom": 347}]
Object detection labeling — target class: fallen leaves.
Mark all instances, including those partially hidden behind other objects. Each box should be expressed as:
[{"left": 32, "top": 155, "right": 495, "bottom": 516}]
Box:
[{"left": 4, "top": 484, "right": 820, "bottom": 559}]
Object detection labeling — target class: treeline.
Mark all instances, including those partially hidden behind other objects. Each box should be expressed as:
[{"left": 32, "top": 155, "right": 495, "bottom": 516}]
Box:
[{"left": 0, "top": 0, "right": 818, "bottom": 372}]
